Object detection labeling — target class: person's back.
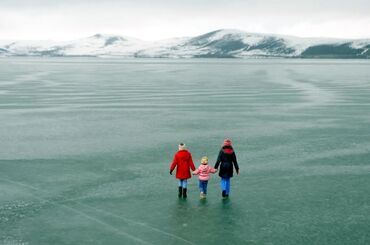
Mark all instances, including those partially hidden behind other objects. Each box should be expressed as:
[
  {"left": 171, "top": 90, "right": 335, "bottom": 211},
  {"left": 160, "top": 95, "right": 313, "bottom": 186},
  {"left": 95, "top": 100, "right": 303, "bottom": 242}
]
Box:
[
  {"left": 216, "top": 145, "right": 238, "bottom": 178},
  {"left": 169, "top": 143, "right": 195, "bottom": 198},
  {"left": 193, "top": 156, "right": 217, "bottom": 198},
  {"left": 214, "top": 139, "right": 239, "bottom": 198},
  {"left": 195, "top": 164, "right": 216, "bottom": 181},
  {"left": 172, "top": 149, "right": 193, "bottom": 179}
]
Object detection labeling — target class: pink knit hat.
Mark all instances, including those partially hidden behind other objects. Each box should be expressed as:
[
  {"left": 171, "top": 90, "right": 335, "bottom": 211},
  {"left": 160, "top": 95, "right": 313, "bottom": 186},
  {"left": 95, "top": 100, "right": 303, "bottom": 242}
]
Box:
[{"left": 223, "top": 138, "right": 232, "bottom": 147}]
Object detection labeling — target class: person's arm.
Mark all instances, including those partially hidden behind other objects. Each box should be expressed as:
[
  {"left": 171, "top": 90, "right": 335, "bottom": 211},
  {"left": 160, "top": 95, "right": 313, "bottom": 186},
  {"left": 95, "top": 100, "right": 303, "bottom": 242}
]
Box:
[
  {"left": 232, "top": 152, "right": 239, "bottom": 174},
  {"left": 193, "top": 167, "right": 200, "bottom": 175},
  {"left": 189, "top": 153, "right": 196, "bottom": 171},
  {"left": 210, "top": 167, "right": 217, "bottom": 173},
  {"left": 169, "top": 154, "right": 178, "bottom": 174},
  {"left": 214, "top": 151, "right": 222, "bottom": 169}
]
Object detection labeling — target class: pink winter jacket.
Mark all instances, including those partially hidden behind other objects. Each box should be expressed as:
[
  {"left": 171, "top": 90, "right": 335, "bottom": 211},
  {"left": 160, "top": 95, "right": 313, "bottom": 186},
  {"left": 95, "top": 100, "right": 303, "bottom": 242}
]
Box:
[{"left": 193, "top": 164, "right": 217, "bottom": 181}]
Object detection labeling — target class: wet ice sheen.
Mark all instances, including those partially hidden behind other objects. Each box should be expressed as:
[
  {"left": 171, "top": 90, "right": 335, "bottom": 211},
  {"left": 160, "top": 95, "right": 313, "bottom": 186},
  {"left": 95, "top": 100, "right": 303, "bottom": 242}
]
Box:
[{"left": 0, "top": 58, "right": 370, "bottom": 245}]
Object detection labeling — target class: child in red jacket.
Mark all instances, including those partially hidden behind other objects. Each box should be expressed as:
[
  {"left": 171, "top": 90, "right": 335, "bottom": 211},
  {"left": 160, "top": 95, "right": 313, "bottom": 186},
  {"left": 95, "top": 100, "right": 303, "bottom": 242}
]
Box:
[{"left": 170, "top": 143, "right": 196, "bottom": 198}]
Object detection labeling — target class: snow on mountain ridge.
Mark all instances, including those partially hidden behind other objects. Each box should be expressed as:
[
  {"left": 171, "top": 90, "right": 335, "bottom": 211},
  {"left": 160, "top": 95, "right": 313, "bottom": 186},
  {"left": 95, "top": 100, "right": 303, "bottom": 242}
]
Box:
[
  {"left": 0, "top": 29, "right": 369, "bottom": 58},
  {"left": 350, "top": 39, "right": 370, "bottom": 49},
  {"left": 52, "top": 33, "right": 148, "bottom": 56}
]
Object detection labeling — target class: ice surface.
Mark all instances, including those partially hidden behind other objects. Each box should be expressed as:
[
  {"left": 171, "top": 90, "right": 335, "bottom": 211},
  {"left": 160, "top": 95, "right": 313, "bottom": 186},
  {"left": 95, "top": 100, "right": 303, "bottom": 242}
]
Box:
[{"left": 0, "top": 58, "right": 370, "bottom": 244}]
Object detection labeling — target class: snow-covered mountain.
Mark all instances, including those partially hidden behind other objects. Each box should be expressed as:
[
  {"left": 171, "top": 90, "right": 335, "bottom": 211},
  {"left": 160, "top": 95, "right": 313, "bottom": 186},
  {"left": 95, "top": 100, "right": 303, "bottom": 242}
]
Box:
[
  {"left": 1, "top": 29, "right": 369, "bottom": 58},
  {"left": 1, "top": 34, "right": 148, "bottom": 57}
]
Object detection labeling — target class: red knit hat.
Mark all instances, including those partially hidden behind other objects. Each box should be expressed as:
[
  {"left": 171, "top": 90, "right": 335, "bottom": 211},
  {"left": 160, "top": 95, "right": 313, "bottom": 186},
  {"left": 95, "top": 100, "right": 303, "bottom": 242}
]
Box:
[{"left": 223, "top": 138, "right": 232, "bottom": 147}]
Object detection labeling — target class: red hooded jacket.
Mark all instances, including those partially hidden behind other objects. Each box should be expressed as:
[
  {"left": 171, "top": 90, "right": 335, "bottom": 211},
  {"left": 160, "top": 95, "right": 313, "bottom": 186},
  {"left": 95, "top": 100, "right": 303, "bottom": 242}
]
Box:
[{"left": 170, "top": 150, "right": 196, "bottom": 179}]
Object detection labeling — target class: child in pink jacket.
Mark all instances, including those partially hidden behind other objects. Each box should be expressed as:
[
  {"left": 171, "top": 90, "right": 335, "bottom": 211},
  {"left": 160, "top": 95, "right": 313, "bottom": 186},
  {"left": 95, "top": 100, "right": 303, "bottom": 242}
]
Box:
[{"left": 192, "top": 156, "right": 217, "bottom": 199}]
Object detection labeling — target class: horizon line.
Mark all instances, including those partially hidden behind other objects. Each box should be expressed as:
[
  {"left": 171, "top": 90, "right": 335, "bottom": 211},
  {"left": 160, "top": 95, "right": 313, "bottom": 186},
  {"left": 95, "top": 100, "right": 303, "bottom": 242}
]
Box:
[{"left": 1, "top": 28, "right": 370, "bottom": 43}]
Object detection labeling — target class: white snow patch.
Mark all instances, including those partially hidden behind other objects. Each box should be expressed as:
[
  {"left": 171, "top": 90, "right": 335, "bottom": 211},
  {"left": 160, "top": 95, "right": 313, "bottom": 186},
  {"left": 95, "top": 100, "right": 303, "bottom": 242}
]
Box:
[{"left": 351, "top": 39, "right": 370, "bottom": 49}]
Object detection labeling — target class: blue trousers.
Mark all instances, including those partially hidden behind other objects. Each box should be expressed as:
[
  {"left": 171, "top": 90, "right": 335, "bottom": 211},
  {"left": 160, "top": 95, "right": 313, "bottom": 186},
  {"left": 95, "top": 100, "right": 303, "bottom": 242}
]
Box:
[
  {"left": 198, "top": 180, "right": 208, "bottom": 194},
  {"left": 221, "top": 178, "right": 231, "bottom": 194},
  {"left": 178, "top": 179, "right": 188, "bottom": 188}
]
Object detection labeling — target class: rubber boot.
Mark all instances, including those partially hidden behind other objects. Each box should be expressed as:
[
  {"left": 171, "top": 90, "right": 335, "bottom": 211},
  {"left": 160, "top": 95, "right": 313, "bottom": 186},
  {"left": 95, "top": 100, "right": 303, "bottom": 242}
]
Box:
[
  {"left": 222, "top": 190, "right": 226, "bottom": 198},
  {"left": 178, "top": 187, "right": 183, "bottom": 198},
  {"left": 182, "top": 188, "right": 187, "bottom": 198}
]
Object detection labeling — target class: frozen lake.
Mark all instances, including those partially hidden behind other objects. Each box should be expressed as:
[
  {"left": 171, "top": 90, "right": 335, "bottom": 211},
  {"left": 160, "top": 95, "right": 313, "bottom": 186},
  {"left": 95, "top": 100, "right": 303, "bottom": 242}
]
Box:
[{"left": 0, "top": 57, "right": 370, "bottom": 245}]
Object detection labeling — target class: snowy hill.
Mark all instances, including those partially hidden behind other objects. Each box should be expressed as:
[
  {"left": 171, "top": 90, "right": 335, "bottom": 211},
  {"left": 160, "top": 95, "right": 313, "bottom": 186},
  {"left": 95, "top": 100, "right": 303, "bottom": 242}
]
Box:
[
  {"left": 57, "top": 34, "right": 148, "bottom": 57},
  {"left": 1, "top": 30, "right": 369, "bottom": 58},
  {"left": 1, "top": 34, "right": 147, "bottom": 57}
]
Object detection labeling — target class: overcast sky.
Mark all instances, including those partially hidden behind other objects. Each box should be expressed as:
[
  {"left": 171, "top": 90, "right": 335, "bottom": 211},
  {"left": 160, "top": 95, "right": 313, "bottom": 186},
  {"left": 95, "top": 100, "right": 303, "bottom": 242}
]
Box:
[{"left": 1, "top": 0, "right": 370, "bottom": 41}]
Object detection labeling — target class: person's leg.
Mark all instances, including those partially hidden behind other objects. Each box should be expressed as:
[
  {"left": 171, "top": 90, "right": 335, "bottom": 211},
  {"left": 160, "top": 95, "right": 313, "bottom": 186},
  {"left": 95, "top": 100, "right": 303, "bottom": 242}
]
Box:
[
  {"left": 182, "top": 179, "right": 188, "bottom": 198},
  {"left": 203, "top": 181, "right": 208, "bottom": 195},
  {"left": 221, "top": 178, "right": 227, "bottom": 197},
  {"left": 199, "top": 180, "right": 205, "bottom": 198},
  {"left": 182, "top": 179, "right": 188, "bottom": 188},
  {"left": 198, "top": 180, "right": 203, "bottom": 193},
  {"left": 178, "top": 179, "right": 183, "bottom": 198},
  {"left": 225, "top": 178, "right": 231, "bottom": 197}
]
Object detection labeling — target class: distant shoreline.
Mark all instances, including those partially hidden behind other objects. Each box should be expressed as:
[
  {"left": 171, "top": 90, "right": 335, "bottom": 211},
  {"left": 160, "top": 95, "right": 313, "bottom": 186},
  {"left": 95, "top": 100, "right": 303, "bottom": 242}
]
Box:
[
  {"left": 1, "top": 30, "right": 369, "bottom": 59},
  {"left": 1, "top": 55, "right": 370, "bottom": 60}
]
